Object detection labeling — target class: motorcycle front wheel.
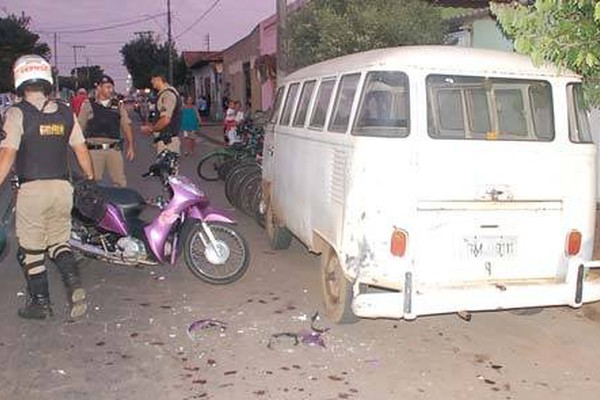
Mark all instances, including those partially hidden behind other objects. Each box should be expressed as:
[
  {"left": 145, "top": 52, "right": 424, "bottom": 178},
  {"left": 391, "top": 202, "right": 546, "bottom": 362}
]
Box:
[{"left": 183, "top": 222, "right": 250, "bottom": 284}]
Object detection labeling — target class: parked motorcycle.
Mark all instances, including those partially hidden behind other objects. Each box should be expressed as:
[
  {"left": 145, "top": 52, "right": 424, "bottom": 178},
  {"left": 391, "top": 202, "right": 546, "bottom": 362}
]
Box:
[{"left": 69, "top": 151, "right": 250, "bottom": 284}]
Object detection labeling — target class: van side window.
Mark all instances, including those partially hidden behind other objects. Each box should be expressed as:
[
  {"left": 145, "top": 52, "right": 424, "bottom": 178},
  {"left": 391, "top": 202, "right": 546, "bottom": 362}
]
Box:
[
  {"left": 329, "top": 73, "right": 360, "bottom": 133},
  {"left": 269, "top": 87, "right": 285, "bottom": 124},
  {"left": 427, "top": 75, "right": 555, "bottom": 141},
  {"left": 293, "top": 80, "right": 316, "bottom": 127},
  {"left": 353, "top": 71, "right": 410, "bottom": 137},
  {"left": 567, "top": 83, "right": 593, "bottom": 143},
  {"left": 309, "top": 79, "right": 336, "bottom": 129},
  {"left": 280, "top": 83, "right": 300, "bottom": 126}
]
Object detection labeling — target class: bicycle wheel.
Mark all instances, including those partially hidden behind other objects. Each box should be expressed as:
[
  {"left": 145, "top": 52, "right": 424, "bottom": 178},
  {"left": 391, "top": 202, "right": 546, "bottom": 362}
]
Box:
[
  {"left": 225, "top": 163, "right": 260, "bottom": 208},
  {"left": 217, "top": 157, "right": 238, "bottom": 181},
  {"left": 197, "top": 151, "right": 232, "bottom": 181},
  {"left": 221, "top": 155, "right": 256, "bottom": 182},
  {"left": 237, "top": 171, "right": 262, "bottom": 217}
]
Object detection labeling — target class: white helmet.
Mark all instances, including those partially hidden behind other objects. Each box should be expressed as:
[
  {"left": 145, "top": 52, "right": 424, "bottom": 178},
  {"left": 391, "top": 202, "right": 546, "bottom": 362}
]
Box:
[{"left": 13, "top": 55, "right": 53, "bottom": 95}]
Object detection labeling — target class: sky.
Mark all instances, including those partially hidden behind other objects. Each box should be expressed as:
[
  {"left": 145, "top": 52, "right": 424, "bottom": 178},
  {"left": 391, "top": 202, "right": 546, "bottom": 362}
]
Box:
[{"left": 1, "top": 0, "right": 277, "bottom": 92}]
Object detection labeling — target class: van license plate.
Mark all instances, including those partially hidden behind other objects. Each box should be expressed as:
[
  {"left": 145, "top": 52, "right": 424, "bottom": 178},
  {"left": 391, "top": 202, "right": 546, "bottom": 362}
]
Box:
[{"left": 463, "top": 236, "right": 517, "bottom": 259}]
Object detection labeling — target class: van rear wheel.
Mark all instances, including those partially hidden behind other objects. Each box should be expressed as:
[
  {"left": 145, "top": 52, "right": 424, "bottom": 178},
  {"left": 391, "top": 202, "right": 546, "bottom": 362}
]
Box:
[
  {"left": 321, "top": 251, "right": 358, "bottom": 324},
  {"left": 265, "top": 200, "right": 292, "bottom": 250}
]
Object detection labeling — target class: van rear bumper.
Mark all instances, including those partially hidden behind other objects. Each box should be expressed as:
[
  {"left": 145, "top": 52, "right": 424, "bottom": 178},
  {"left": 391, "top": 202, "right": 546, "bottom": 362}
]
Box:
[{"left": 352, "top": 259, "right": 600, "bottom": 320}]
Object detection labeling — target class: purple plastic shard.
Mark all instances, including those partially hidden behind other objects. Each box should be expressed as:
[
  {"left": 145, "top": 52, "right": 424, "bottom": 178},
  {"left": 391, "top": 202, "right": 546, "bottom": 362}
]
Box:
[
  {"left": 187, "top": 319, "right": 227, "bottom": 340},
  {"left": 297, "top": 329, "right": 326, "bottom": 348}
]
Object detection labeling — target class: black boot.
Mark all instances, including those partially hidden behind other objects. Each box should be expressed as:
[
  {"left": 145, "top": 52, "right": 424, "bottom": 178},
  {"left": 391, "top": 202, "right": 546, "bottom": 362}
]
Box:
[
  {"left": 18, "top": 271, "right": 53, "bottom": 320},
  {"left": 54, "top": 251, "right": 87, "bottom": 320}
]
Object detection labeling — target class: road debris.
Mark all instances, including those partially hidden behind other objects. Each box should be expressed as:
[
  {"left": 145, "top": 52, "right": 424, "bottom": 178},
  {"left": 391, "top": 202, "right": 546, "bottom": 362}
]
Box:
[
  {"left": 187, "top": 319, "right": 227, "bottom": 341},
  {"left": 267, "top": 312, "right": 330, "bottom": 350},
  {"left": 457, "top": 311, "right": 472, "bottom": 321}
]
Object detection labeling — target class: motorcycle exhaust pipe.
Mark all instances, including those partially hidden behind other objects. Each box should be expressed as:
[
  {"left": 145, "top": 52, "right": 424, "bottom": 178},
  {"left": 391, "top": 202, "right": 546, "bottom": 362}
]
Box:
[{"left": 68, "top": 238, "right": 158, "bottom": 267}]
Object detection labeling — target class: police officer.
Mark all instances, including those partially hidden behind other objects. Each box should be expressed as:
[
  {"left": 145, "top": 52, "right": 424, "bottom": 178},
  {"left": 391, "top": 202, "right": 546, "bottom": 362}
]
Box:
[
  {"left": 78, "top": 75, "right": 134, "bottom": 187},
  {"left": 141, "top": 69, "right": 181, "bottom": 154},
  {"left": 0, "top": 55, "right": 95, "bottom": 320}
]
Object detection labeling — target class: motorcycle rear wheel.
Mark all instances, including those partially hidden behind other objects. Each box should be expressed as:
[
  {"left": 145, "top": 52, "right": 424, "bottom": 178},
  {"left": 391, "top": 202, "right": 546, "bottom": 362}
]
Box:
[{"left": 183, "top": 222, "right": 250, "bottom": 284}]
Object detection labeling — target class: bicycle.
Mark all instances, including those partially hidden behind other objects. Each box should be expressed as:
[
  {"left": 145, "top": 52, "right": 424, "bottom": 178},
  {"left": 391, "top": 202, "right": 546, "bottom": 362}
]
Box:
[{"left": 196, "top": 123, "right": 264, "bottom": 181}]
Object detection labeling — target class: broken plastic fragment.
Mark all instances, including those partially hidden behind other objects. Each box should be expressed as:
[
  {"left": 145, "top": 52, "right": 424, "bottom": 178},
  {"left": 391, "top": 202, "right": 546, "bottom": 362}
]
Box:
[
  {"left": 187, "top": 319, "right": 227, "bottom": 340},
  {"left": 310, "top": 312, "right": 330, "bottom": 334},
  {"left": 267, "top": 312, "right": 330, "bottom": 350}
]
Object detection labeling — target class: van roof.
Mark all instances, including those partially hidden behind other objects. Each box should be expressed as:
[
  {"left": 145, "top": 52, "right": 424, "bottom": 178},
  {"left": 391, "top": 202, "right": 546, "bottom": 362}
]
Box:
[{"left": 283, "top": 46, "right": 580, "bottom": 82}]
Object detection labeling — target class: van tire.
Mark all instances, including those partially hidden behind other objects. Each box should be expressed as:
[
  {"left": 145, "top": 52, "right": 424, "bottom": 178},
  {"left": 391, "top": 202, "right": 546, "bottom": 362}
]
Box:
[
  {"left": 321, "top": 250, "right": 359, "bottom": 324},
  {"left": 265, "top": 200, "right": 292, "bottom": 250}
]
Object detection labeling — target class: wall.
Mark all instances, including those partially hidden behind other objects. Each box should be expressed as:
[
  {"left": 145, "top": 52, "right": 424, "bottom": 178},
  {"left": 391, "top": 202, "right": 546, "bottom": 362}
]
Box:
[
  {"left": 259, "top": 14, "right": 278, "bottom": 111},
  {"left": 222, "top": 25, "right": 261, "bottom": 113},
  {"left": 191, "top": 63, "right": 223, "bottom": 120}
]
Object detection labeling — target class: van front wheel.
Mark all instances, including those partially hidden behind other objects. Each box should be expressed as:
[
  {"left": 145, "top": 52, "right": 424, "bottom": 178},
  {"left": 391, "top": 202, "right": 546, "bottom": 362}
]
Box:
[
  {"left": 265, "top": 200, "right": 292, "bottom": 250},
  {"left": 321, "top": 251, "right": 358, "bottom": 324}
]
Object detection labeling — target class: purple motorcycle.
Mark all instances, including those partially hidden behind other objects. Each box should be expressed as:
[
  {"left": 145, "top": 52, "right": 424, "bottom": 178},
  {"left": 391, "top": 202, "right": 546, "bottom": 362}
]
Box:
[{"left": 69, "top": 151, "right": 250, "bottom": 284}]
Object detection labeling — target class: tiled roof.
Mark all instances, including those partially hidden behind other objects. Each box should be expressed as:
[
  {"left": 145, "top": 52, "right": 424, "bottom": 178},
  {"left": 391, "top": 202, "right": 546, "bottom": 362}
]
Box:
[{"left": 182, "top": 51, "right": 223, "bottom": 68}]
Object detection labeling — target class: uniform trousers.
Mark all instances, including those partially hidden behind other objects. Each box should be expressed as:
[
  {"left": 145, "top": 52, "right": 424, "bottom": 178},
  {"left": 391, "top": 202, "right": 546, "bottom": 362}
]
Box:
[
  {"left": 89, "top": 148, "right": 127, "bottom": 187},
  {"left": 16, "top": 180, "right": 73, "bottom": 272}
]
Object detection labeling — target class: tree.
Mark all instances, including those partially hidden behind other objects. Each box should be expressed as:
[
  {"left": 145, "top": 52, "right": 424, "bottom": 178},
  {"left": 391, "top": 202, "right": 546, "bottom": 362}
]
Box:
[
  {"left": 287, "top": 0, "right": 447, "bottom": 70},
  {"left": 490, "top": 0, "right": 600, "bottom": 105},
  {"left": 0, "top": 13, "right": 51, "bottom": 93},
  {"left": 120, "top": 33, "right": 186, "bottom": 90},
  {"left": 71, "top": 65, "right": 105, "bottom": 91}
]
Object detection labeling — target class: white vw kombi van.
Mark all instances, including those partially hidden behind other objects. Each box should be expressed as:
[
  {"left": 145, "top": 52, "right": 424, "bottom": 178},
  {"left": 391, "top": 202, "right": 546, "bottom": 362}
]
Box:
[{"left": 262, "top": 46, "right": 600, "bottom": 323}]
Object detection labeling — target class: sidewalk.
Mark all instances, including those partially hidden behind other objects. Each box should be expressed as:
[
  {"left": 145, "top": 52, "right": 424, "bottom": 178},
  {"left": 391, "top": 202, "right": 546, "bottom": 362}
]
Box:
[{"left": 199, "top": 120, "right": 226, "bottom": 147}]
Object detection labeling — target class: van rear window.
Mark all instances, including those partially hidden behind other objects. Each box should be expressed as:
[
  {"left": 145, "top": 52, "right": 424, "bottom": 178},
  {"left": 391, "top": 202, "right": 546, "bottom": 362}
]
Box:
[
  {"left": 567, "top": 83, "right": 593, "bottom": 144},
  {"left": 427, "top": 75, "right": 554, "bottom": 141},
  {"left": 353, "top": 71, "right": 410, "bottom": 137}
]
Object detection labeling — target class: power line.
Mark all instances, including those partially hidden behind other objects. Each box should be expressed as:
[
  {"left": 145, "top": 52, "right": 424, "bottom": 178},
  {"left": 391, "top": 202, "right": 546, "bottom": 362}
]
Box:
[
  {"left": 60, "top": 40, "right": 126, "bottom": 46},
  {"left": 35, "top": 13, "right": 164, "bottom": 31},
  {"left": 37, "top": 13, "right": 167, "bottom": 34},
  {"left": 175, "top": 0, "right": 220, "bottom": 40}
]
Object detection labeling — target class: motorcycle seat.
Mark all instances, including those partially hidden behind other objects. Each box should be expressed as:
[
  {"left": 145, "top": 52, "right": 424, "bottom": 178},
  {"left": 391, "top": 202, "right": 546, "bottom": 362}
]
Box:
[{"left": 96, "top": 185, "right": 145, "bottom": 217}]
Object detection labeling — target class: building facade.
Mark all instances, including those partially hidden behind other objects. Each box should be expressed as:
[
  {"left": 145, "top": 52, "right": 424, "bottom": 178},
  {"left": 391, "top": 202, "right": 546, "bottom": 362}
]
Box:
[{"left": 183, "top": 51, "right": 223, "bottom": 120}]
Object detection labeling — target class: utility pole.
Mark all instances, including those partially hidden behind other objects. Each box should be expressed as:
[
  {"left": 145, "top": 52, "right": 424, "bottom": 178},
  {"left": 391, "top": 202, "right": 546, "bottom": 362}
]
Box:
[
  {"left": 167, "top": 0, "right": 174, "bottom": 84},
  {"left": 53, "top": 32, "right": 60, "bottom": 98},
  {"left": 86, "top": 56, "right": 90, "bottom": 87},
  {"left": 72, "top": 45, "right": 86, "bottom": 89},
  {"left": 276, "top": 0, "right": 288, "bottom": 80},
  {"left": 204, "top": 34, "right": 210, "bottom": 52}
]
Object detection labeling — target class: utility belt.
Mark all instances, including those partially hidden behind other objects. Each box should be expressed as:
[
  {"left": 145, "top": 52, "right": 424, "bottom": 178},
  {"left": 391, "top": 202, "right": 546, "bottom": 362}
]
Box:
[
  {"left": 86, "top": 139, "right": 123, "bottom": 151},
  {"left": 17, "top": 176, "right": 69, "bottom": 185}
]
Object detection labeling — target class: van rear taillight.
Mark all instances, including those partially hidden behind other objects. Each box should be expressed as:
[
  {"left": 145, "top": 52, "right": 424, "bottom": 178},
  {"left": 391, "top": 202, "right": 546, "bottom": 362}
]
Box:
[
  {"left": 566, "top": 230, "right": 582, "bottom": 256},
  {"left": 390, "top": 228, "right": 408, "bottom": 257}
]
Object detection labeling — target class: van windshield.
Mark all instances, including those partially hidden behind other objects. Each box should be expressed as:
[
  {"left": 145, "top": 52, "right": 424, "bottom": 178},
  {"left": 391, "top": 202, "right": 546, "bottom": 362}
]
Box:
[
  {"left": 427, "top": 75, "right": 555, "bottom": 141},
  {"left": 353, "top": 71, "right": 410, "bottom": 137}
]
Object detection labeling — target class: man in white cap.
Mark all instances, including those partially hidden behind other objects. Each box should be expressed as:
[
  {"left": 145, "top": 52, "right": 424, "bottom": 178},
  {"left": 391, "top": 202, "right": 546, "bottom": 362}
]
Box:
[{"left": 0, "top": 54, "right": 94, "bottom": 320}]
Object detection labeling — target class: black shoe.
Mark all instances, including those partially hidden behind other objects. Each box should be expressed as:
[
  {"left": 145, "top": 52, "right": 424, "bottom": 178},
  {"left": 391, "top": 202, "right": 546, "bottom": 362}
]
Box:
[
  {"left": 19, "top": 270, "right": 53, "bottom": 320},
  {"left": 18, "top": 294, "right": 53, "bottom": 320}
]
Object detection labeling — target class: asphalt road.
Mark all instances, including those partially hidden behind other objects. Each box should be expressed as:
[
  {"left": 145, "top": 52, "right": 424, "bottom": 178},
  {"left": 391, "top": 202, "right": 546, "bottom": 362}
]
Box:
[{"left": 1, "top": 113, "right": 600, "bottom": 399}]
